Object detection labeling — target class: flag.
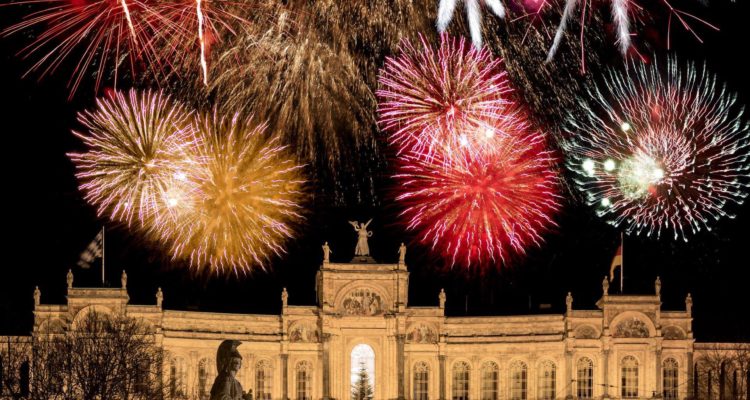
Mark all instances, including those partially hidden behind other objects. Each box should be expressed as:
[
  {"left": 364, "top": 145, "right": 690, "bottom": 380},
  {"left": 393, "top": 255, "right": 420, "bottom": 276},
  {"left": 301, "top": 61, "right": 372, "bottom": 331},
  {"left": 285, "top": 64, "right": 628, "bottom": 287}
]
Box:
[
  {"left": 78, "top": 230, "right": 103, "bottom": 269},
  {"left": 609, "top": 241, "right": 623, "bottom": 282}
]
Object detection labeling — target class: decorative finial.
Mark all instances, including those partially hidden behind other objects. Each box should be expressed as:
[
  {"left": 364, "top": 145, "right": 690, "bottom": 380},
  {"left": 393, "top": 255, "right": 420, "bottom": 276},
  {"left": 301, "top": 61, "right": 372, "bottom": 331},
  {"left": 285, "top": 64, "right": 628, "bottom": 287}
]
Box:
[
  {"left": 566, "top": 292, "right": 573, "bottom": 313},
  {"left": 121, "top": 270, "right": 128, "bottom": 289},
  {"left": 66, "top": 269, "right": 74, "bottom": 289},
  {"left": 685, "top": 293, "right": 693, "bottom": 316},
  {"left": 322, "top": 242, "right": 332, "bottom": 263},
  {"left": 655, "top": 276, "right": 661, "bottom": 297},
  {"left": 349, "top": 219, "right": 373, "bottom": 257},
  {"left": 398, "top": 243, "right": 407, "bottom": 264},
  {"left": 281, "top": 287, "right": 288, "bottom": 307},
  {"left": 439, "top": 288, "right": 447, "bottom": 309},
  {"left": 33, "top": 286, "right": 41, "bottom": 307},
  {"left": 602, "top": 275, "right": 609, "bottom": 296},
  {"left": 156, "top": 287, "right": 163, "bottom": 307}
]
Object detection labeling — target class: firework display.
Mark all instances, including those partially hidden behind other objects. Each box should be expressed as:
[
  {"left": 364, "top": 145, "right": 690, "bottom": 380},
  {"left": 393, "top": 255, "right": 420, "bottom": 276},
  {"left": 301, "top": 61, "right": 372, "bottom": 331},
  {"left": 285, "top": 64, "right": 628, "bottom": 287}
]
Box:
[
  {"left": 69, "top": 90, "right": 195, "bottom": 228},
  {"left": 3, "top": 0, "right": 747, "bottom": 274},
  {"left": 1, "top": 0, "right": 251, "bottom": 96},
  {"left": 395, "top": 132, "right": 560, "bottom": 268},
  {"left": 545, "top": 0, "right": 718, "bottom": 61},
  {"left": 565, "top": 60, "right": 750, "bottom": 241},
  {"left": 378, "top": 35, "right": 520, "bottom": 158},
  {"left": 161, "top": 112, "right": 305, "bottom": 274},
  {"left": 436, "top": 0, "right": 506, "bottom": 48}
]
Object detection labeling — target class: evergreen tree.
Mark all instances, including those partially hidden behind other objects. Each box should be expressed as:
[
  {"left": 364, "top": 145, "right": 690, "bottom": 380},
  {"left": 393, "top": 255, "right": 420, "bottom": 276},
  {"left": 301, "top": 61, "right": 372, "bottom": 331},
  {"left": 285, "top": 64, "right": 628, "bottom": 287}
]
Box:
[{"left": 351, "top": 362, "right": 374, "bottom": 400}]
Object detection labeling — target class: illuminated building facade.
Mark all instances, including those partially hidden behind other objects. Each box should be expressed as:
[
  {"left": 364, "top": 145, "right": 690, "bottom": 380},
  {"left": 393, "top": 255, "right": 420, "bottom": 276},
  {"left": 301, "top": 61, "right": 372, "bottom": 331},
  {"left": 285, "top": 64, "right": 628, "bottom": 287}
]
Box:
[{"left": 3, "top": 255, "right": 748, "bottom": 400}]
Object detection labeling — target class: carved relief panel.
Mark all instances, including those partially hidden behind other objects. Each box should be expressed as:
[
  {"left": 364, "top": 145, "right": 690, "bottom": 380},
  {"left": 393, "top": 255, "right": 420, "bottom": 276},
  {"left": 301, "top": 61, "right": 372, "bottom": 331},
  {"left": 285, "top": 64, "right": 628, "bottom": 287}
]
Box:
[
  {"left": 407, "top": 324, "right": 437, "bottom": 344},
  {"left": 341, "top": 288, "right": 384, "bottom": 316},
  {"left": 613, "top": 318, "right": 650, "bottom": 338}
]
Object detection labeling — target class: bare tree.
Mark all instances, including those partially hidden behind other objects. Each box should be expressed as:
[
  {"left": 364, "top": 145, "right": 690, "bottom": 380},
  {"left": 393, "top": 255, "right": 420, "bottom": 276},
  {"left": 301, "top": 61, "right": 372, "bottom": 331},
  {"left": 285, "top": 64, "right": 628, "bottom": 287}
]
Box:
[
  {"left": 1, "top": 312, "right": 173, "bottom": 400},
  {"left": 695, "top": 343, "right": 750, "bottom": 400},
  {"left": 1, "top": 336, "right": 31, "bottom": 399}
]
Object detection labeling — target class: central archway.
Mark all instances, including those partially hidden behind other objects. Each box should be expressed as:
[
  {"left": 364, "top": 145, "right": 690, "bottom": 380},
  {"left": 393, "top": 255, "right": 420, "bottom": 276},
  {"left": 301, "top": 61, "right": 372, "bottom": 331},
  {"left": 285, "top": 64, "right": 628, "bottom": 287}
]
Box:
[{"left": 351, "top": 344, "right": 375, "bottom": 399}]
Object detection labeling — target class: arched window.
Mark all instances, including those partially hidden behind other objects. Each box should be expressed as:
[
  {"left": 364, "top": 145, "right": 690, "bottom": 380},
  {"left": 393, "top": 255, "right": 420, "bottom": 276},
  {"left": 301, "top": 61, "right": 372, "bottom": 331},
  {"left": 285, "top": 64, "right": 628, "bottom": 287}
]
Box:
[
  {"left": 510, "top": 361, "right": 528, "bottom": 400},
  {"left": 452, "top": 361, "right": 470, "bottom": 400},
  {"left": 169, "top": 357, "right": 187, "bottom": 398},
  {"left": 663, "top": 358, "right": 679, "bottom": 399},
  {"left": 256, "top": 360, "right": 273, "bottom": 400},
  {"left": 621, "top": 356, "right": 639, "bottom": 399},
  {"left": 480, "top": 361, "right": 499, "bottom": 400},
  {"left": 576, "top": 357, "right": 594, "bottom": 399},
  {"left": 537, "top": 361, "right": 556, "bottom": 400},
  {"left": 295, "top": 361, "right": 312, "bottom": 400},
  {"left": 351, "top": 344, "right": 375, "bottom": 400},
  {"left": 413, "top": 362, "right": 430, "bottom": 400},
  {"left": 198, "top": 358, "right": 210, "bottom": 400}
]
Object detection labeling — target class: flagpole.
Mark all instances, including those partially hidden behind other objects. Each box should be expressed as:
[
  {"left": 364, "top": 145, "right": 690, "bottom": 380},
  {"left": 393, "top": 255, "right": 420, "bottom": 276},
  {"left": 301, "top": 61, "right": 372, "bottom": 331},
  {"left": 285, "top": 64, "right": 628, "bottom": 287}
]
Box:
[
  {"left": 101, "top": 226, "right": 105, "bottom": 286},
  {"left": 620, "top": 231, "right": 624, "bottom": 294}
]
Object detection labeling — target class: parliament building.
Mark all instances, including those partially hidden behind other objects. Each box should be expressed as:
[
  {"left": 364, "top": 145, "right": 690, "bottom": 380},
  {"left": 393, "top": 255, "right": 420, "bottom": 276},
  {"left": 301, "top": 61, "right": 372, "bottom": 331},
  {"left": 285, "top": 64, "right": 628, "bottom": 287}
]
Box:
[{"left": 5, "top": 251, "right": 749, "bottom": 400}]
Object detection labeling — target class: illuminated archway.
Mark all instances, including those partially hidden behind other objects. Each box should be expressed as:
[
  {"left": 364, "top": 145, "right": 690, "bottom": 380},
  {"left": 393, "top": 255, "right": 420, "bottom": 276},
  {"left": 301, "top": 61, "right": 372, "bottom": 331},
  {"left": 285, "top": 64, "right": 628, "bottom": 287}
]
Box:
[{"left": 351, "top": 344, "right": 375, "bottom": 399}]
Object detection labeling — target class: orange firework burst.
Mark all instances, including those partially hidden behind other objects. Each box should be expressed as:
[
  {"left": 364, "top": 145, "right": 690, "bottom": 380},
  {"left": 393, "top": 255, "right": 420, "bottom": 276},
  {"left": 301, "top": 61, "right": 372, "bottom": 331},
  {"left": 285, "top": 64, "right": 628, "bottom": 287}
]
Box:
[
  {"left": 69, "top": 89, "right": 195, "bottom": 229},
  {"left": 162, "top": 112, "right": 306, "bottom": 275}
]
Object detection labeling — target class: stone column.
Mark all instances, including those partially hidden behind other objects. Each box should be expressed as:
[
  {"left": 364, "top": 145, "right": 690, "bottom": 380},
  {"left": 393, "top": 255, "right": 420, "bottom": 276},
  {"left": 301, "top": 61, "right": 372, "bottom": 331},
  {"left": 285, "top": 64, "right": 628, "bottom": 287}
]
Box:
[
  {"left": 397, "top": 334, "right": 406, "bottom": 400},
  {"left": 565, "top": 351, "right": 573, "bottom": 399},
  {"left": 322, "top": 334, "right": 331, "bottom": 400},
  {"left": 687, "top": 352, "right": 694, "bottom": 400},
  {"left": 439, "top": 355, "right": 446, "bottom": 400},
  {"left": 602, "top": 349, "right": 610, "bottom": 398},
  {"left": 655, "top": 350, "right": 663, "bottom": 398},
  {"left": 281, "top": 354, "right": 289, "bottom": 400}
]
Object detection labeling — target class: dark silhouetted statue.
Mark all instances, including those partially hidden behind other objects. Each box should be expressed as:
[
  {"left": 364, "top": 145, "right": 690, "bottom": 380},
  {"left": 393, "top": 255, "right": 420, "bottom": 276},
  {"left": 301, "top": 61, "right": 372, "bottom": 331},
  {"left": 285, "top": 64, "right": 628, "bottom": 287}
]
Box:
[{"left": 210, "top": 340, "right": 252, "bottom": 400}]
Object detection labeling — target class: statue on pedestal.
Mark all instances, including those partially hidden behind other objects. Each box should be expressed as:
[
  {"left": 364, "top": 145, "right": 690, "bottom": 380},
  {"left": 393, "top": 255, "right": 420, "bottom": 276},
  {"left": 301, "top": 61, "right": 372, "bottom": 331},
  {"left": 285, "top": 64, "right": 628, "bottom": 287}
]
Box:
[
  {"left": 349, "top": 219, "right": 373, "bottom": 256},
  {"left": 322, "top": 242, "right": 332, "bottom": 263},
  {"left": 210, "top": 340, "right": 252, "bottom": 400}
]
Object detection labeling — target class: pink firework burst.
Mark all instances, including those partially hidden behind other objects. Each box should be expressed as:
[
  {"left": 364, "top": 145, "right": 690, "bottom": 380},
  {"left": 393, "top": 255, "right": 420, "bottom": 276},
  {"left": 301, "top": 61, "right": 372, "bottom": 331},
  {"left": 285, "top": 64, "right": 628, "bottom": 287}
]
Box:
[
  {"left": 395, "top": 132, "right": 561, "bottom": 269},
  {"left": 377, "top": 35, "right": 522, "bottom": 158}
]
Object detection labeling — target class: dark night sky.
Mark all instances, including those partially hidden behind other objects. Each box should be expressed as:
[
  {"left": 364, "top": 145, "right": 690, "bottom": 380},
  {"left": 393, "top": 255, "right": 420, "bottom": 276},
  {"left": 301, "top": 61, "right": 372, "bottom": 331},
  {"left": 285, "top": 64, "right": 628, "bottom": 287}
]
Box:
[{"left": 1, "top": 1, "right": 749, "bottom": 341}]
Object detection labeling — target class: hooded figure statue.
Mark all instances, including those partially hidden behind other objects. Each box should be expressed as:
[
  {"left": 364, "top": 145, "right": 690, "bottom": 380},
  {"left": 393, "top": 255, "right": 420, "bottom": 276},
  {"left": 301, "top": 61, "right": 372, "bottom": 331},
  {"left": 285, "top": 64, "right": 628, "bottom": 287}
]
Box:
[{"left": 210, "top": 340, "right": 252, "bottom": 400}]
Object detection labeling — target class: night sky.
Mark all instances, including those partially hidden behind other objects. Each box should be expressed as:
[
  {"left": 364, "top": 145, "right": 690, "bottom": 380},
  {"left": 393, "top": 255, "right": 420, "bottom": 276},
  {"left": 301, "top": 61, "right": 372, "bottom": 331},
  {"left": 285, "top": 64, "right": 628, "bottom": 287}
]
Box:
[{"left": 1, "top": 1, "right": 749, "bottom": 342}]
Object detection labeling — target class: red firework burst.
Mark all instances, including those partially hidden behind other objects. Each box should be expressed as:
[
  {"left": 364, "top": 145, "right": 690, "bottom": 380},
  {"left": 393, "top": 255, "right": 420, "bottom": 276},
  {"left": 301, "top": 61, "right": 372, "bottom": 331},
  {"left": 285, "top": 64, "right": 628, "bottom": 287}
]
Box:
[
  {"left": 377, "top": 35, "right": 521, "bottom": 157},
  {"left": 395, "top": 132, "right": 561, "bottom": 269},
  {"left": 1, "top": 0, "right": 250, "bottom": 97}
]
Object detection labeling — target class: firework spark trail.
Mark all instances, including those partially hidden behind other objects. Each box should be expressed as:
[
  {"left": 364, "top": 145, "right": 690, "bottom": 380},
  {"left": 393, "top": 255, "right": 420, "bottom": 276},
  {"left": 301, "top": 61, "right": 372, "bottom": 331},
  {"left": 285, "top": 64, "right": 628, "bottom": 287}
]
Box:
[
  {"left": 120, "top": 0, "right": 138, "bottom": 41},
  {"left": 436, "top": 0, "right": 505, "bottom": 48},
  {"left": 162, "top": 112, "right": 306, "bottom": 275},
  {"left": 196, "top": 0, "right": 208, "bottom": 85},
  {"left": 612, "top": 0, "right": 630, "bottom": 55},
  {"left": 545, "top": 0, "right": 718, "bottom": 63},
  {"left": 378, "top": 35, "right": 520, "bottom": 159},
  {"left": 565, "top": 59, "right": 750, "bottom": 241},
  {"left": 69, "top": 89, "right": 196, "bottom": 229},
  {"left": 394, "top": 132, "right": 560, "bottom": 269}
]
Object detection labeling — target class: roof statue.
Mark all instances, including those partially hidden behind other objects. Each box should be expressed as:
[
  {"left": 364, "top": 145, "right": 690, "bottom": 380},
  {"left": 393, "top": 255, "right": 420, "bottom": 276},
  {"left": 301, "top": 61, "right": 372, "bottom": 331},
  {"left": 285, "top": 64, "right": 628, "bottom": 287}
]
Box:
[
  {"left": 398, "top": 243, "right": 407, "bottom": 264},
  {"left": 322, "top": 241, "right": 332, "bottom": 263},
  {"left": 349, "top": 219, "right": 373, "bottom": 257},
  {"left": 156, "top": 287, "right": 163, "bottom": 308}
]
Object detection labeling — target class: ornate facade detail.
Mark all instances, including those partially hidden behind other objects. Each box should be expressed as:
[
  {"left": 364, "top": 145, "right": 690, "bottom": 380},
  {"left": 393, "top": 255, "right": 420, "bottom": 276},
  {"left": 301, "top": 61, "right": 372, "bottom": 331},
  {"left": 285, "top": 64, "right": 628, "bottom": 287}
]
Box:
[
  {"left": 614, "top": 317, "right": 650, "bottom": 338},
  {"left": 289, "top": 323, "right": 320, "bottom": 343},
  {"left": 341, "top": 288, "right": 383, "bottom": 316},
  {"left": 663, "top": 326, "right": 686, "bottom": 340},
  {"left": 407, "top": 324, "right": 437, "bottom": 344},
  {"left": 574, "top": 325, "right": 599, "bottom": 339}
]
